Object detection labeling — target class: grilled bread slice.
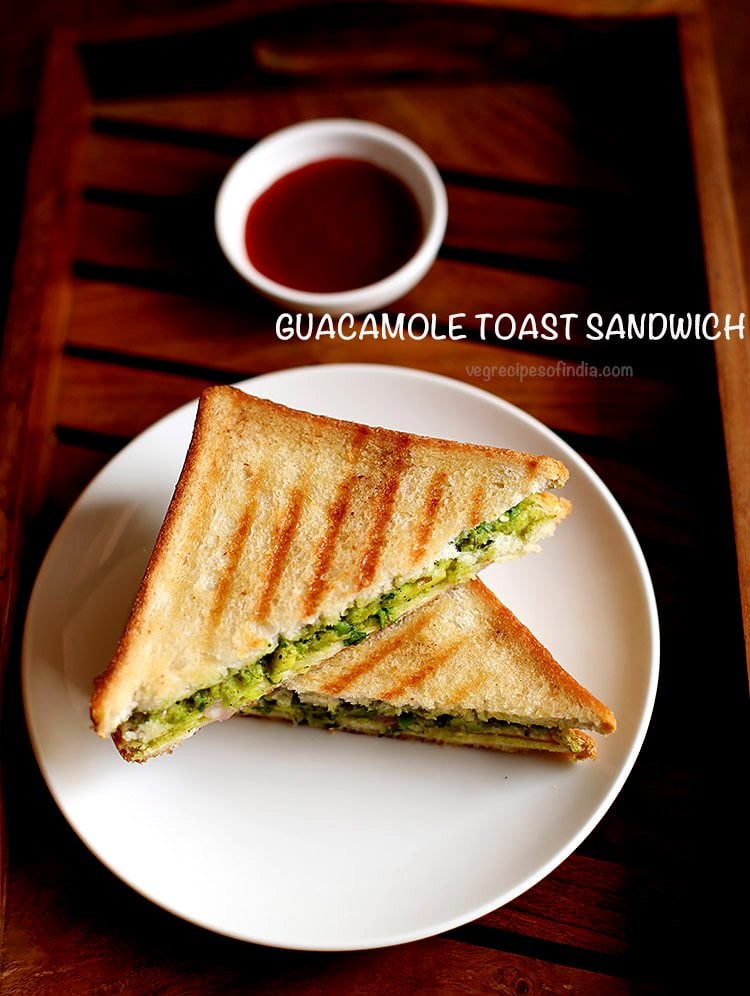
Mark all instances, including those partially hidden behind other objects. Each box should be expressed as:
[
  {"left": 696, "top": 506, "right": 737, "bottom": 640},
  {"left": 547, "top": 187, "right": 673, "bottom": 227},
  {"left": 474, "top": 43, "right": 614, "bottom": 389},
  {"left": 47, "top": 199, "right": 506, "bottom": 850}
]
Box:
[
  {"left": 91, "top": 386, "right": 570, "bottom": 761},
  {"left": 247, "top": 580, "right": 615, "bottom": 760}
]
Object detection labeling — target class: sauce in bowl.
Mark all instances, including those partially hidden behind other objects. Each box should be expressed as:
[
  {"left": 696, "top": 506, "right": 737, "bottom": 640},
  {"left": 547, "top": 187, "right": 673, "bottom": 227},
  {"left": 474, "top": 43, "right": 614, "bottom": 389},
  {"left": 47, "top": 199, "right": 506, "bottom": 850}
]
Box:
[{"left": 244, "top": 157, "right": 423, "bottom": 293}]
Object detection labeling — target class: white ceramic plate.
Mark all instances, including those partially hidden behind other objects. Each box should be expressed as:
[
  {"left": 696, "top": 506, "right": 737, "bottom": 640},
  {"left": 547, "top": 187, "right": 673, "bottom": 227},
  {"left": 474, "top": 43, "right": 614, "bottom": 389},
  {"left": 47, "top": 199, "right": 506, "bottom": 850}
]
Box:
[{"left": 23, "top": 364, "right": 658, "bottom": 951}]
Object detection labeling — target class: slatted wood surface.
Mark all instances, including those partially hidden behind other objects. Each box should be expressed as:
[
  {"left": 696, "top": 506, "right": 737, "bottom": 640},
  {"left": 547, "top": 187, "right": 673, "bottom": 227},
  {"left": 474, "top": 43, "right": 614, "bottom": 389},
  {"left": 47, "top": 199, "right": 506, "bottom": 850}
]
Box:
[{"left": 1, "top": 2, "right": 747, "bottom": 992}]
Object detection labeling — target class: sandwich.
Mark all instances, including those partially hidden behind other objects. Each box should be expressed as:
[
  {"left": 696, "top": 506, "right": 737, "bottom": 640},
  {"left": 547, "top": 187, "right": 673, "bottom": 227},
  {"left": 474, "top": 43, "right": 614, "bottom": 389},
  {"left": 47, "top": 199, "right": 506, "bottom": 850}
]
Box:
[
  {"left": 91, "top": 385, "right": 571, "bottom": 761},
  {"left": 244, "top": 580, "right": 616, "bottom": 759}
]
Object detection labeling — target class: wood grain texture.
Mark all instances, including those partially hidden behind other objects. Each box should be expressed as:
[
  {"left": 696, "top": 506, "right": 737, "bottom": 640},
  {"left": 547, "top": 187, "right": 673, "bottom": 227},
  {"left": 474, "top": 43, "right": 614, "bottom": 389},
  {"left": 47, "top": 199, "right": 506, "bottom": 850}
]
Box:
[
  {"left": 679, "top": 6, "right": 750, "bottom": 675},
  {"left": 0, "top": 28, "right": 87, "bottom": 670},
  {"left": 0, "top": 30, "right": 89, "bottom": 944},
  {"left": 91, "top": 84, "right": 629, "bottom": 192},
  {"left": 1, "top": 2, "right": 747, "bottom": 992},
  {"left": 69, "top": 0, "right": 698, "bottom": 47},
  {"left": 479, "top": 854, "right": 636, "bottom": 956}
]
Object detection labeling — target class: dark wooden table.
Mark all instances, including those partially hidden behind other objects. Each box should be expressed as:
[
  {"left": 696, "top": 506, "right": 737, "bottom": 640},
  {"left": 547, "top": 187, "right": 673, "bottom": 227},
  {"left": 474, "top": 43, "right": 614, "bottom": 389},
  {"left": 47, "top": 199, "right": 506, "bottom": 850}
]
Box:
[{"left": 1, "top": 2, "right": 748, "bottom": 992}]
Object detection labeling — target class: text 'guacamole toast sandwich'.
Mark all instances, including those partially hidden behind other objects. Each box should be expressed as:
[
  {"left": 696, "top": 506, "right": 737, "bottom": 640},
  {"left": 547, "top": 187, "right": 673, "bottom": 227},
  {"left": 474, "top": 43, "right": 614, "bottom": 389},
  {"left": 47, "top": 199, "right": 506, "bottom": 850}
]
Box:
[
  {"left": 244, "top": 580, "right": 615, "bottom": 760},
  {"left": 91, "top": 385, "right": 570, "bottom": 761}
]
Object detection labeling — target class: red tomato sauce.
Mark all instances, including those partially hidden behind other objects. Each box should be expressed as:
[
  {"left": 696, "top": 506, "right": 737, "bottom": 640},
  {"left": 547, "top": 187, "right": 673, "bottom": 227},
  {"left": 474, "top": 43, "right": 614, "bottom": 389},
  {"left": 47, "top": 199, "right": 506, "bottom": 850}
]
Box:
[{"left": 244, "top": 157, "right": 423, "bottom": 293}]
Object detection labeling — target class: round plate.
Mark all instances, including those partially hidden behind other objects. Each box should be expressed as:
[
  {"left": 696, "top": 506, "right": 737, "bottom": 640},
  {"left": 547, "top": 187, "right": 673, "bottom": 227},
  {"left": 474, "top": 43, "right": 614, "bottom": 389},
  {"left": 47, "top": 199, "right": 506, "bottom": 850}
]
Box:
[{"left": 23, "top": 364, "right": 658, "bottom": 951}]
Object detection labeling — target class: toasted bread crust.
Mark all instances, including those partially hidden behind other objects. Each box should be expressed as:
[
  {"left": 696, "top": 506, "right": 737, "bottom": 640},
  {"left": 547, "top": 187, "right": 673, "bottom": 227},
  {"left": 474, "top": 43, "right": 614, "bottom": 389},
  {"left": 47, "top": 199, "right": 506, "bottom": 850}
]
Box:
[
  {"left": 90, "top": 385, "right": 215, "bottom": 735},
  {"left": 288, "top": 579, "right": 616, "bottom": 735},
  {"left": 91, "top": 387, "right": 570, "bottom": 738}
]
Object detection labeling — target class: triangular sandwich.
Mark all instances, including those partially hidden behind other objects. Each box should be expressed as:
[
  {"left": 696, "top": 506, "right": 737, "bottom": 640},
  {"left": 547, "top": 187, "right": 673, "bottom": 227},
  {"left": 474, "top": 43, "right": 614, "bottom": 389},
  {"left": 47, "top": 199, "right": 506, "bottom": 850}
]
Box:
[
  {"left": 246, "top": 580, "right": 615, "bottom": 760},
  {"left": 91, "top": 386, "right": 570, "bottom": 761}
]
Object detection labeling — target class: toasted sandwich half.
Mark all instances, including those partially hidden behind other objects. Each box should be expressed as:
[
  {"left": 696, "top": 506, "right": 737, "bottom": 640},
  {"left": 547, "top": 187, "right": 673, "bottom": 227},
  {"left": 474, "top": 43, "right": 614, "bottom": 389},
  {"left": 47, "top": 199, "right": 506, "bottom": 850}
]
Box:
[
  {"left": 91, "top": 386, "right": 571, "bottom": 761},
  {"left": 245, "top": 581, "right": 615, "bottom": 760}
]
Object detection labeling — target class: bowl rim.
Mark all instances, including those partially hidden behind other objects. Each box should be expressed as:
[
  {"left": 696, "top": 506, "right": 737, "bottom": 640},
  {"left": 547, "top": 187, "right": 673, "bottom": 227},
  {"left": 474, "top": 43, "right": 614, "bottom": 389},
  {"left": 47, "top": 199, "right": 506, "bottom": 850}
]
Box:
[{"left": 214, "top": 117, "right": 448, "bottom": 310}]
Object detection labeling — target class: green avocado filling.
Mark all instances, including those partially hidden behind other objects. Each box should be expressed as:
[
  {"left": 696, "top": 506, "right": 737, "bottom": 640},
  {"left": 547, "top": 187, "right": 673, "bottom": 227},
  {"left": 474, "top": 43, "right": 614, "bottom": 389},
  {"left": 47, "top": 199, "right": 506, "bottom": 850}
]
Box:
[
  {"left": 244, "top": 690, "right": 586, "bottom": 755},
  {"left": 118, "top": 495, "right": 555, "bottom": 758}
]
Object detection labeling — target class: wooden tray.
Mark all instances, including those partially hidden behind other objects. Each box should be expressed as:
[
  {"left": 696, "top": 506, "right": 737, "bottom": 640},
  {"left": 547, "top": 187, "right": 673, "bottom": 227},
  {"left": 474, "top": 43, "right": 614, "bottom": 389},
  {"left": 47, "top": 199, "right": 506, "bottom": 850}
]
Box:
[{"left": 1, "top": 1, "right": 747, "bottom": 991}]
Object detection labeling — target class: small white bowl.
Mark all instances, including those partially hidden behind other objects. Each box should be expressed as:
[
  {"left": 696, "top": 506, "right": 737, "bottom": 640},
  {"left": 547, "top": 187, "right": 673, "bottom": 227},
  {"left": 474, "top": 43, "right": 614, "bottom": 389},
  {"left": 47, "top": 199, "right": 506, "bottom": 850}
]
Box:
[{"left": 215, "top": 118, "right": 448, "bottom": 316}]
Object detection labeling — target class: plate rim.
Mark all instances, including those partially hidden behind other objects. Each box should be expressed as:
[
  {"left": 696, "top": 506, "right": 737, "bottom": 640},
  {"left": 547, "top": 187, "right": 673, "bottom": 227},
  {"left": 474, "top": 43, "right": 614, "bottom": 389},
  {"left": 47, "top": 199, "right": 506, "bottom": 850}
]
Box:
[{"left": 21, "top": 362, "right": 660, "bottom": 951}]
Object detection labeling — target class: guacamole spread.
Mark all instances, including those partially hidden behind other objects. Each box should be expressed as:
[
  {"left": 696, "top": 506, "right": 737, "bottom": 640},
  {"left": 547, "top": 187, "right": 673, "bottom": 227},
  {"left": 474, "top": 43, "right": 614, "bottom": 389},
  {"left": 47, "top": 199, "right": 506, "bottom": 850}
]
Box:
[
  {"left": 244, "top": 689, "right": 588, "bottom": 755},
  {"left": 118, "top": 494, "right": 555, "bottom": 758}
]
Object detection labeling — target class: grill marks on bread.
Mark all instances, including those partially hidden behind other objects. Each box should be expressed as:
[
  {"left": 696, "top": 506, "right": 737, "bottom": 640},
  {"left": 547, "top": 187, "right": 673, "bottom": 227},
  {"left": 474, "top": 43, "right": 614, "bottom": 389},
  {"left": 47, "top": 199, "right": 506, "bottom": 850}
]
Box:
[
  {"left": 443, "top": 673, "right": 483, "bottom": 708},
  {"left": 303, "top": 425, "right": 371, "bottom": 619},
  {"left": 90, "top": 386, "right": 575, "bottom": 750},
  {"left": 410, "top": 470, "right": 449, "bottom": 566},
  {"left": 286, "top": 580, "right": 615, "bottom": 741},
  {"left": 357, "top": 433, "right": 412, "bottom": 589},
  {"left": 256, "top": 485, "right": 306, "bottom": 624},
  {"left": 201, "top": 403, "right": 558, "bottom": 639},
  {"left": 208, "top": 426, "right": 444, "bottom": 636},
  {"left": 209, "top": 425, "right": 502, "bottom": 641},
  {"left": 469, "top": 482, "right": 487, "bottom": 529},
  {"left": 317, "top": 610, "right": 436, "bottom": 696},
  {"left": 379, "top": 638, "right": 466, "bottom": 701},
  {"left": 209, "top": 467, "right": 263, "bottom": 626}
]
